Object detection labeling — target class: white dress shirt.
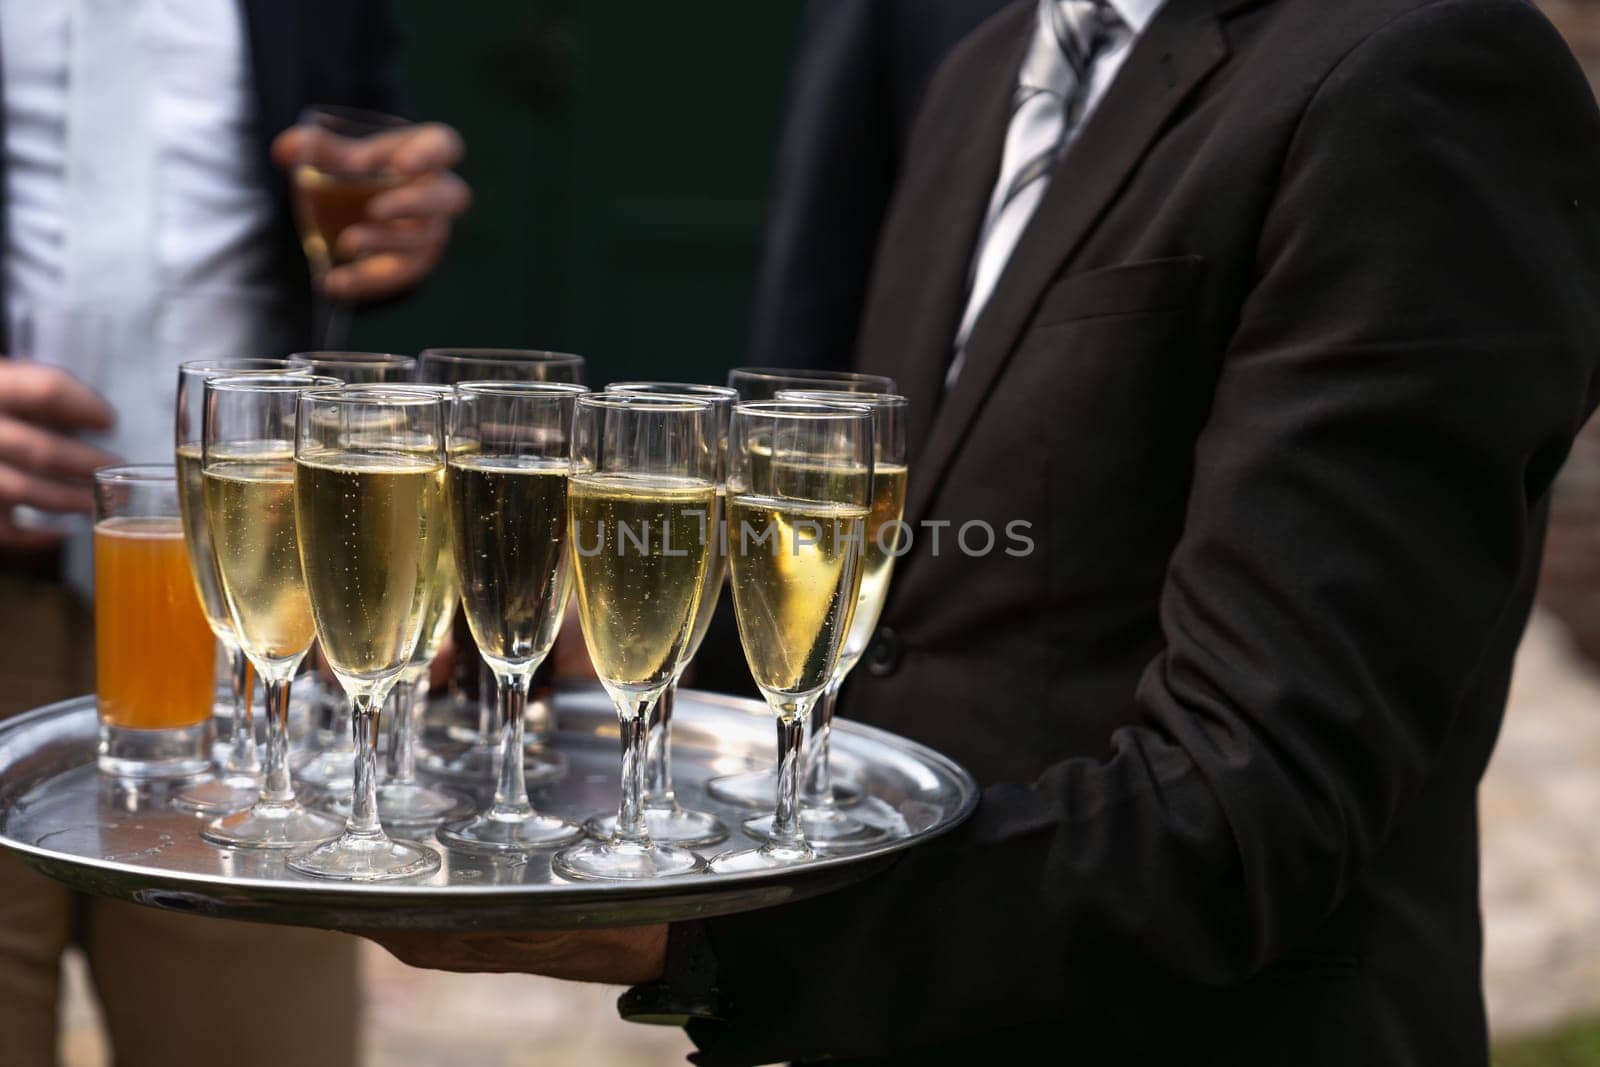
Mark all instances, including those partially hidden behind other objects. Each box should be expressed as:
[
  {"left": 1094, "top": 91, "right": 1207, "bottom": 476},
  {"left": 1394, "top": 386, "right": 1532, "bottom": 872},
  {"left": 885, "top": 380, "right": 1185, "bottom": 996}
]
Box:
[
  {"left": 0, "top": 0, "right": 280, "bottom": 463},
  {"left": 1, "top": 0, "right": 284, "bottom": 586},
  {"left": 949, "top": 0, "right": 1166, "bottom": 385}
]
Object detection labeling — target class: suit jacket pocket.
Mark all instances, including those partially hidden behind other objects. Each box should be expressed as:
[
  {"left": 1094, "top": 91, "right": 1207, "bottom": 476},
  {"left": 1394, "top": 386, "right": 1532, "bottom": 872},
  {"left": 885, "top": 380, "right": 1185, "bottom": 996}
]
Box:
[{"left": 1030, "top": 255, "right": 1205, "bottom": 328}]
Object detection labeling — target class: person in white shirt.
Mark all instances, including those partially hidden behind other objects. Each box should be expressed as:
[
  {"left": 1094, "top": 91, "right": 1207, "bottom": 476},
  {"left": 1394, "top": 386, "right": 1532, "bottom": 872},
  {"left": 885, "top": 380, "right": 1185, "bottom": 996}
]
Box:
[{"left": 0, "top": 3, "right": 468, "bottom": 1064}]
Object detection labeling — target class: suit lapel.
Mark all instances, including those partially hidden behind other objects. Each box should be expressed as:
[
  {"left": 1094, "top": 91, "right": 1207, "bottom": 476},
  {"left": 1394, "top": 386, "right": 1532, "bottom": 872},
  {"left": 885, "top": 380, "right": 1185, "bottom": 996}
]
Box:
[
  {"left": 854, "top": 3, "right": 1033, "bottom": 457},
  {"left": 900, "top": 0, "right": 1228, "bottom": 528}
]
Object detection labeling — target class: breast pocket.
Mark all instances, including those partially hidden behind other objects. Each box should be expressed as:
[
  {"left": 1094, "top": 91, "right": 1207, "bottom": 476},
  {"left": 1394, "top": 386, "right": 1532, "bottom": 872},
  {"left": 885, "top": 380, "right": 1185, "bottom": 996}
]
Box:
[
  {"left": 1029, "top": 254, "right": 1206, "bottom": 329},
  {"left": 1002, "top": 256, "right": 1209, "bottom": 608}
]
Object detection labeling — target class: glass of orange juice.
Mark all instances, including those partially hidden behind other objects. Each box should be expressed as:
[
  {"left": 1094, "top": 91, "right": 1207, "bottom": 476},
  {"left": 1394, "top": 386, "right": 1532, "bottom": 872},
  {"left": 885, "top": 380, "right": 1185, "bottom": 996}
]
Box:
[{"left": 94, "top": 465, "right": 215, "bottom": 779}]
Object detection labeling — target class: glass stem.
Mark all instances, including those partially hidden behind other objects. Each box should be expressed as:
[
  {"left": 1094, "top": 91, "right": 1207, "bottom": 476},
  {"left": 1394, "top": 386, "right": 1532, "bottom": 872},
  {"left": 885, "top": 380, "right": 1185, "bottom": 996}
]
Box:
[
  {"left": 803, "top": 676, "right": 842, "bottom": 810},
  {"left": 259, "top": 676, "right": 294, "bottom": 807},
  {"left": 489, "top": 672, "right": 533, "bottom": 818},
  {"left": 616, "top": 694, "right": 657, "bottom": 846},
  {"left": 348, "top": 692, "right": 384, "bottom": 837},
  {"left": 386, "top": 678, "right": 419, "bottom": 787},
  {"left": 222, "top": 645, "right": 259, "bottom": 776},
  {"left": 644, "top": 679, "right": 678, "bottom": 808},
  {"left": 477, "top": 660, "right": 497, "bottom": 745},
  {"left": 767, "top": 703, "right": 811, "bottom": 855}
]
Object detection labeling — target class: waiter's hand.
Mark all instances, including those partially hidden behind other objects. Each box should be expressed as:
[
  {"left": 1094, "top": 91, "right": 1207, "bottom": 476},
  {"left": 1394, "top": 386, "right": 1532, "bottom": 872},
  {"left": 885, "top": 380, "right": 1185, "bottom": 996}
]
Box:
[
  {"left": 0, "top": 362, "right": 116, "bottom": 549},
  {"left": 270, "top": 121, "right": 472, "bottom": 303},
  {"left": 366, "top": 924, "right": 668, "bottom": 985}
]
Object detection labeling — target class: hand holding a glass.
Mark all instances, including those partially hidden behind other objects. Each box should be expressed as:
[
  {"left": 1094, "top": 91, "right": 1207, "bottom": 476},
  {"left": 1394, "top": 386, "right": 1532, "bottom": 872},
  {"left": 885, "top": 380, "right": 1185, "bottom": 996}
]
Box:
[
  {"left": 0, "top": 361, "right": 116, "bottom": 548},
  {"left": 272, "top": 106, "right": 470, "bottom": 303}
]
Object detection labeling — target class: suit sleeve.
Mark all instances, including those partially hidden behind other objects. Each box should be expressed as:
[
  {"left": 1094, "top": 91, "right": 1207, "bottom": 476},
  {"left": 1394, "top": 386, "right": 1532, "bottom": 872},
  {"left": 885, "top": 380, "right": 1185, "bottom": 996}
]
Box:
[{"left": 673, "top": 4, "right": 1600, "bottom": 1063}]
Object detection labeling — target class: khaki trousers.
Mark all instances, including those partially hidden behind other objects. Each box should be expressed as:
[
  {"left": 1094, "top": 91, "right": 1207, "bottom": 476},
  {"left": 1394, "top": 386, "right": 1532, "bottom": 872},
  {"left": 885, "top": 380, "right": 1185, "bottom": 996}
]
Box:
[{"left": 0, "top": 569, "right": 361, "bottom": 1067}]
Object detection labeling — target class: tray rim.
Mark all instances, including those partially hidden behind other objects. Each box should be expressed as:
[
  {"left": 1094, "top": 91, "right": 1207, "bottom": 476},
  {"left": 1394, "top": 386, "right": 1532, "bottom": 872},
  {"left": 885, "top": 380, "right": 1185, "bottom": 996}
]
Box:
[{"left": 0, "top": 688, "right": 979, "bottom": 913}]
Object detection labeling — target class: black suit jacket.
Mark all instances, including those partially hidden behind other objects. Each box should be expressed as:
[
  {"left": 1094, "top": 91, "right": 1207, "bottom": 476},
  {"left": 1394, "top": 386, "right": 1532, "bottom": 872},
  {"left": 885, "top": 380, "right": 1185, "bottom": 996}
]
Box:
[
  {"left": 677, "top": 1, "right": 1600, "bottom": 1063},
  {"left": 0, "top": 0, "right": 399, "bottom": 353}
]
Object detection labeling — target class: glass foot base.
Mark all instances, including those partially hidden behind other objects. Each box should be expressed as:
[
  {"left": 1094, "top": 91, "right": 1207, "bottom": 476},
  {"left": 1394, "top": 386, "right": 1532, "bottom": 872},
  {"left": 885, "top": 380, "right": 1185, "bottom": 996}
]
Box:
[
  {"left": 585, "top": 805, "right": 729, "bottom": 848},
  {"left": 201, "top": 801, "right": 340, "bottom": 850},
  {"left": 319, "top": 781, "right": 472, "bottom": 827},
  {"left": 437, "top": 810, "right": 583, "bottom": 854},
  {"left": 417, "top": 742, "right": 567, "bottom": 789},
  {"left": 553, "top": 839, "right": 704, "bottom": 881},
  {"left": 707, "top": 843, "right": 813, "bottom": 873},
  {"left": 98, "top": 721, "right": 212, "bottom": 781},
  {"left": 742, "top": 805, "right": 894, "bottom": 852},
  {"left": 294, "top": 747, "right": 356, "bottom": 793},
  {"left": 705, "top": 767, "right": 862, "bottom": 810},
  {"left": 171, "top": 775, "right": 261, "bottom": 815},
  {"left": 288, "top": 831, "right": 441, "bottom": 882}
]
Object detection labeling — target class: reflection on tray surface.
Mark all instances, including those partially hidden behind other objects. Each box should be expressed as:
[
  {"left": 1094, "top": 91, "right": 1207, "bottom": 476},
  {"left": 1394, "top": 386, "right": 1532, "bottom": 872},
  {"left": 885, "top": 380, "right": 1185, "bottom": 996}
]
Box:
[{"left": 0, "top": 693, "right": 967, "bottom": 907}]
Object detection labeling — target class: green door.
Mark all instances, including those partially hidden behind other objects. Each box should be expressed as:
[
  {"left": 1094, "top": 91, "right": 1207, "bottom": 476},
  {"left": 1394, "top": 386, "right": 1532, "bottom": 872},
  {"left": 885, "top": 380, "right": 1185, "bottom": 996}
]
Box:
[{"left": 353, "top": 1, "right": 806, "bottom": 386}]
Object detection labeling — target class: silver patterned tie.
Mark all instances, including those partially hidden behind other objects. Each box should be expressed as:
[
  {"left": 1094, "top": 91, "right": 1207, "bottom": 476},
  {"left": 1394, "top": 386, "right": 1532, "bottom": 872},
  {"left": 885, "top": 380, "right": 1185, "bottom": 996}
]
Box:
[{"left": 949, "top": 0, "right": 1125, "bottom": 386}]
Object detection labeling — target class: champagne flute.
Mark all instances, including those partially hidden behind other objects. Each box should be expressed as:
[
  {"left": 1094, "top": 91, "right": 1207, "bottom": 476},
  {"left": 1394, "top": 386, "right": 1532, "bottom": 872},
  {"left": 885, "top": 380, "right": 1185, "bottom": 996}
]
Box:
[
  {"left": 756, "top": 390, "right": 909, "bottom": 849},
  {"left": 284, "top": 352, "right": 418, "bottom": 793},
  {"left": 172, "top": 358, "right": 291, "bottom": 813},
  {"left": 709, "top": 401, "right": 873, "bottom": 872},
  {"left": 553, "top": 394, "right": 718, "bottom": 881},
  {"left": 200, "top": 373, "right": 343, "bottom": 850},
  {"left": 416, "top": 348, "right": 585, "bottom": 788},
  {"left": 291, "top": 105, "right": 415, "bottom": 347},
  {"left": 583, "top": 382, "right": 734, "bottom": 848},
  {"left": 287, "top": 387, "right": 446, "bottom": 881},
  {"left": 435, "top": 382, "right": 587, "bottom": 854},
  {"left": 287, "top": 351, "right": 418, "bottom": 383},
  {"left": 726, "top": 366, "right": 896, "bottom": 403},
  {"left": 317, "top": 384, "right": 468, "bottom": 827},
  {"left": 418, "top": 347, "right": 586, "bottom": 386},
  {"left": 708, "top": 368, "right": 897, "bottom": 809}
]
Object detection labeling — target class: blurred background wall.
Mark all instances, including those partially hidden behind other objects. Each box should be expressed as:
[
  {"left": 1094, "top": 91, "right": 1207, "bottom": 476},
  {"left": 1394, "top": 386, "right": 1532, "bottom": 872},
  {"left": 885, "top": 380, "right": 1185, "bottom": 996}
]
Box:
[{"left": 347, "top": 0, "right": 806, "bottom": 384}]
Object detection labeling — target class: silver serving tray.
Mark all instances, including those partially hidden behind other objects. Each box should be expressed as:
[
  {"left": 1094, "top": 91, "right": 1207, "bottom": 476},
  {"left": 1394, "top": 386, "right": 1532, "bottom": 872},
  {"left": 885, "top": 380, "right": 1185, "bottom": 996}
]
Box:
[{"left": 0, "top": 688, "right": 976, "bottom": 931}]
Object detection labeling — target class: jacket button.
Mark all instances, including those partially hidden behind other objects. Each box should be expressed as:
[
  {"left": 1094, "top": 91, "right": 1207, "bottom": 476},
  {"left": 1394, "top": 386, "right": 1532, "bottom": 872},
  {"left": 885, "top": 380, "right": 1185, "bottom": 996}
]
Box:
[{"left": 864, "top": 627, "right": 902, "bottom": 677}]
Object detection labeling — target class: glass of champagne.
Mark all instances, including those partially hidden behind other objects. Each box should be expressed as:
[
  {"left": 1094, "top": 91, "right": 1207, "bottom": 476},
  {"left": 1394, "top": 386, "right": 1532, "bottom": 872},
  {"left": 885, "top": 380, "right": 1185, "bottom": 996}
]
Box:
[
  {"left": 435, "top": 382, "right": 587, "bottom": 854},
  {"left": 554, "top": 393, "right": 719, "bottom": 881},
  {"left": 291, "top": 105, "right": 414, "bottom": 346},
  {"left": 317, "top": 384, "right": 468, "bottom": 827},
  {"left": 416, "top": 348, "right": 586, "bottom": 788},
  {"left": 172, "top": 358, "right": 291, "bottom": 812},
  {"left": 284, "top": 351, "right": 418, "bottom": 792},
  {"left": 708, "top": 369, "right": 896, "bottom": 809},
  {"left": 726, "top": 367, "right": 896, "bottom": 403},
  {"left": 418, "top": 348, "right": 586, "bottom": 386},
  {"left": 709, "top": 401, "right": 873, "bottom": 872},
  {"left": 286, "top": 387, "right": 447, "bottom": 881},
  {"left": 582, "top": 381, "right": 734, "bottom": 848},
  {"left": 201, "top": 373, "right": 343, "bottom": 850},
  {"left": 758, "top": 390, "right": 909, "bottom": 849},
  {"left": 287, "top": 351, "right": 417, "bottom": 384}
]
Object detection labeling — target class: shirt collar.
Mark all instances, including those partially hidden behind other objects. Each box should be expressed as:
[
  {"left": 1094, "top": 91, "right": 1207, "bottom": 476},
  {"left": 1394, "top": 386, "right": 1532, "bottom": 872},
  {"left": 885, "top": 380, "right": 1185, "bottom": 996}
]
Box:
[{"left": 1107, "top": 0, "right": 1165, "bottom": 35}]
